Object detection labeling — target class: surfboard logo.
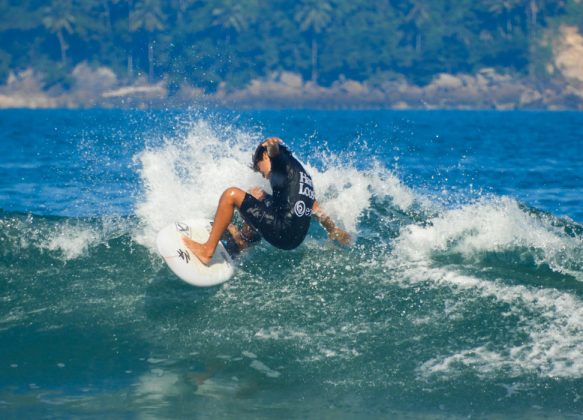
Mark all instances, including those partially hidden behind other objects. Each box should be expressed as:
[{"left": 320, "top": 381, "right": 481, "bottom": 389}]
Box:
[
  {"left": 177, "top": 248, "right": 191, "bottom": 263},
  {"left": 175, "top": 222, "right": 189, "bottom": 234},
  {"left": 294, "top": 200, "right": 306, "bottom": 217}
]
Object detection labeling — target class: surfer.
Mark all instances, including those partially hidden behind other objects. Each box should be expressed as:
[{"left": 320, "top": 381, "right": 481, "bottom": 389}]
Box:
[{"left": 182, "top": 137, "right": 350, "bottom": 265}]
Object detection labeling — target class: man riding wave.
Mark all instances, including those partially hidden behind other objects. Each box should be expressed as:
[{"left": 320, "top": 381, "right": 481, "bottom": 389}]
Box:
[{"left": 182, "top": 137, "right": 350, "bottom": 264}]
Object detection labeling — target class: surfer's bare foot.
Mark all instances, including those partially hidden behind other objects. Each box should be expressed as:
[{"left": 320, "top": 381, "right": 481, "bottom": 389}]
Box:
[{"left": 181, "top": 236, "right": 213, "bottom": 265}]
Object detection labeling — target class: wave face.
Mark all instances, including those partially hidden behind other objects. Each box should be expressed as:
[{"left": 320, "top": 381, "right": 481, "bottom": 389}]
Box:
[{"left": 1, "top": 109, "right": 582, "bottom": 417}]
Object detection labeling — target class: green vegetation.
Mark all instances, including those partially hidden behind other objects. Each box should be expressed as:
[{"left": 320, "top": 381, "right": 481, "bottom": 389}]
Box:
[{"left": 0, "top": 0, "right": 582, "bottom": 91}]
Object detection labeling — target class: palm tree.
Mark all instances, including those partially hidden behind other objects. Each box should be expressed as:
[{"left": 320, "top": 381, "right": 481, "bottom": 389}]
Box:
[
  {"left": 484, "top": 0, "right": 523, "bottom": 37},
  {"left": 99, "top": 0, "right": 114, "bottom": 36},
  {"left": 172, "top": 0, "right": 199, "bottom": 27},
  {"left": 211, "top": 0, "right": 256, "bottom": 44},
  {"left": 528, "top": 0, "right": 538, "bottom": 31},
  {"left": 130, "top": 0, "right": 166, "bottom": 82},
  {"left": 404, "top": 0, "right": 433, "bottom": 53},
  {"left": 294, "top": 0, "right": 332, "bottom": 84},
  {"left": 42, "top": 0, "right": 75, "bottom": 67},
  {"left": 488, "top": 0, "right": 541, "bottom": 36}
]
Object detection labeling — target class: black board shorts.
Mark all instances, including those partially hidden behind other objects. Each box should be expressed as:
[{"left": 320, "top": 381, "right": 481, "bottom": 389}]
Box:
[{"left": 239, "top": 193, "right": 308, "bottom": 250}]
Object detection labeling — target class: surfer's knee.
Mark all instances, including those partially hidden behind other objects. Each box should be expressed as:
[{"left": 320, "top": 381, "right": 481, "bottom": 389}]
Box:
[{"left": 221, "top": 187, "right": 245, "bottom": 206}]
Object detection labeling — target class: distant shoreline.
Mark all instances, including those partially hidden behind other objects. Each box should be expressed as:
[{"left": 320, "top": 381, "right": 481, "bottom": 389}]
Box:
[
  {"left": 1, "top": 103, "right": 581, "bottom": 112},
  {"left": 1, "top": 104, "right": 581, "bottom": 112},
  {"left": 2, "top": 66, "right": 583, "bottom": 111}
]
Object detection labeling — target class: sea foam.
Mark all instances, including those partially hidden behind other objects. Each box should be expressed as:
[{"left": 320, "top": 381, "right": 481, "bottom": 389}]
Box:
[
  {"left": 134, "top": 119, "right": 262, "bottom": 248},
  {"left": 393, "top": 196, "right": 582, "bottom": 280},
  {"left": 134, "top": 116, "right": 417, "bottom": 247},
  {"left": 411, "top": 265, "right": 583, "bottom": 379},
  {"left": 388, "top": 196, "right": 583, "bottom": 379}
]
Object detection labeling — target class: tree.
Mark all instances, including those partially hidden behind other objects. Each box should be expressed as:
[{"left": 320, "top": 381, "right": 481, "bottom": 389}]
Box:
[
  {"left": 211, "top": 0, "right": 257, "bottom": 44},
  {"left": 295, "top": 0, "right": 333, "bottom": 83},
  {"left": 130, "top": 0, "right": 166, "bottom": 82},
  {"left": 403, "top": 0, "right": 435, "bottom": 54},
  {"left": 484, "top": 0, "right": 523, "bottom": 36},
  {"left": 42, "top": 0, "right": 75, "bottom": 67},
  {"left": 0, "top": 0, "right": 578, "bottom": 95},
  {"left": 0, "top": 0, "right": 42, "bottom": 31},
  {"left": 319, "top": 1, "right": 400, "bottom": 83},
  {"left": 557, "top": 0, "right": 583, "bottom": 31},
  {"left": 96, "top": 0, "right": 126, "bottom": 38},
  {"left": 485, "top": 0, "right": 551, "bottom": 39},
  {"left": 171, "top": 0, "right": 200, "bottom": 28}
]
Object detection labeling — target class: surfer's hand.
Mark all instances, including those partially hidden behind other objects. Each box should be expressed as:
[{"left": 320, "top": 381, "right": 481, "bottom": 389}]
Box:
[
  {"left": 262, "top": 137, "right": 282, "bottom": 157},
  {"left": 250, "top": 187, "right": 266, "bottom": 201},
  {"left": 330, "top": 228, "right": 351, "bottom": 246},
  {"left": 262, "top": 137, "right": 282, "bottom": 147}
]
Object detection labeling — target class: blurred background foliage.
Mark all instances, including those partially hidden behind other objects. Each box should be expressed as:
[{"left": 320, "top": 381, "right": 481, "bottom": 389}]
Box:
[{"left": 0, "top": 0, "right": 582, "bottom": 90}]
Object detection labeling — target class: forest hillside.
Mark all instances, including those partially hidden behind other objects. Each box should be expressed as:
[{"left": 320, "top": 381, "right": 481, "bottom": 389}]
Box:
[{"left": 1, "top": 0, "right": 583, "bottom": 109}]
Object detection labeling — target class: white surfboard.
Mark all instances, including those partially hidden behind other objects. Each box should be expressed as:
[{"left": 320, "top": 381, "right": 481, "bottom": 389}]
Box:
[{"left": 156, "top": 219, "right": 234, "bottom": 287}]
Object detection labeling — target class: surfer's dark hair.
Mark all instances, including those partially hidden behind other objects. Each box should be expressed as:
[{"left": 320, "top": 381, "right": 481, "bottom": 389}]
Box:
[
  {"left": 251, "top": 143, "right": 289, "bottom": 172},
  {"left": 251, "top": 144, "right": 267, "bottom": 172}
]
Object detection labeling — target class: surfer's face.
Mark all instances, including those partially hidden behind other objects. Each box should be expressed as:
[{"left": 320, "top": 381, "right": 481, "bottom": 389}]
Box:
[{"left": 257, "top": 152, "right": 271, "bottom": 178}]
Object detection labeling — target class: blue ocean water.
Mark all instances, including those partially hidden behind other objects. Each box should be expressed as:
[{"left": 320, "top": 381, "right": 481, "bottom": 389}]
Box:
[{"left": 0, "top": 109, "right": 582, "bottom": 418}]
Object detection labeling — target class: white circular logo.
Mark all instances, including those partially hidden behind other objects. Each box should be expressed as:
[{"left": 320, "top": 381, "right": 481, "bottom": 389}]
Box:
[{"left": 294, "top": 200, "right": 306, "bottom": 217}]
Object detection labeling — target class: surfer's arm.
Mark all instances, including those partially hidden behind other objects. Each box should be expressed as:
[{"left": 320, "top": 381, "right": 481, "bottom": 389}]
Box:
[
  {"left": 226, "top": 224, "right": 261, "bottom": 251},
  {"left": 312, "top": 201, "right": 351, "bottom": 246},
  {"left": 227, "top": 224, "right": 250, "bottom": 250},
  {"left": 249, "top": 187, "right": 267, "bottom": 201}
]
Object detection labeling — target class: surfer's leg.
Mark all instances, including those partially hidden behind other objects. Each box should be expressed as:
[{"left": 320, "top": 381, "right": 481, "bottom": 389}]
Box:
[{"left": 182, "top": 187, "right": 246, "bottom": 265}]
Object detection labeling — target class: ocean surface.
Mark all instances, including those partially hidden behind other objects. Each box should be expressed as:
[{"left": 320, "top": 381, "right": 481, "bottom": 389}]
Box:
[{"left": 0, "top": 109, "right": 582, "bottom": 418}]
